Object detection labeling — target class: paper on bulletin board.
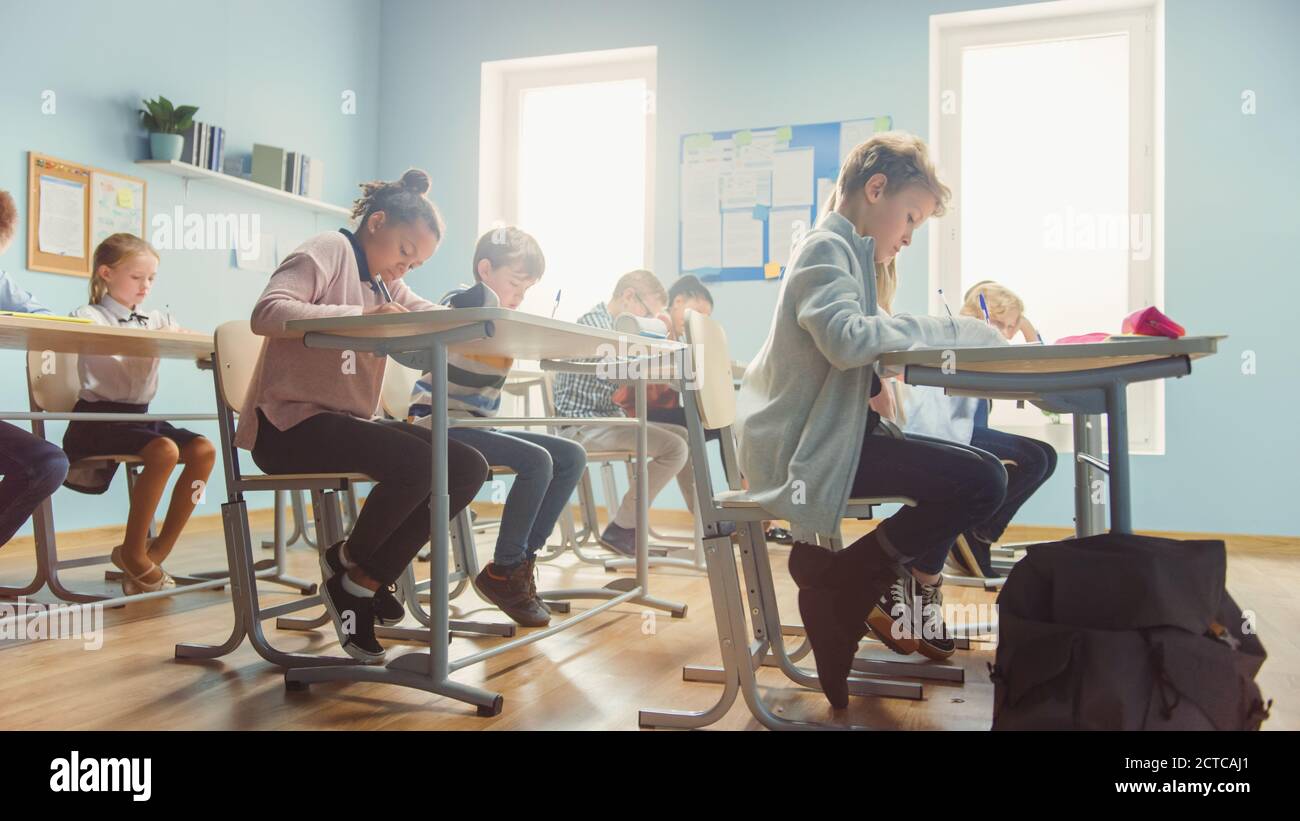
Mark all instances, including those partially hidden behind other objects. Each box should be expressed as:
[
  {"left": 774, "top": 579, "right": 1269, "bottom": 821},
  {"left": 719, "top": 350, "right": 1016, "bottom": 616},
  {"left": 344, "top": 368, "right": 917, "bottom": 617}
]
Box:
[
  {"left": 37, "top": 175, "right": 86, "bottom": 257},
  {"left": 768, "top": 206, "right": 812, "bottom": 268},
  {"left": 816, "top": 178, "right": 834, "bottom": 221},
  {"left": 682, "top": 213, "right": 722, "bottom": 271},
  {"left": 721, "top": 210, "right": 763, "bottom": 268},
  {"left": 838, "top": 116, "right": 892, "bottom": 162},
  {"left": 720, "top": 170, "right": 761, "bottom": 209},
  {"left": 90, "top": 171, "right": 146, "bottom": 250},
  {"left": 771, "top": 148, "right": 814, "bottom": 208},
  {"left": 681, "top": 164, "right": 721, "bottom": 217}
]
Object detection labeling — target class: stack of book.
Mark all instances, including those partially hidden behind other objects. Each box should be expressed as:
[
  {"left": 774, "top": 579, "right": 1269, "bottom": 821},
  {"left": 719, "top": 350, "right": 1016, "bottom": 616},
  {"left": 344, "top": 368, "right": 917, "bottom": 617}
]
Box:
[
  {"left": 250, "top": 144, "right": 325, "bottom": 199},
  {"left": 180, "top": 122, "right": 226, "bottom": 172}
]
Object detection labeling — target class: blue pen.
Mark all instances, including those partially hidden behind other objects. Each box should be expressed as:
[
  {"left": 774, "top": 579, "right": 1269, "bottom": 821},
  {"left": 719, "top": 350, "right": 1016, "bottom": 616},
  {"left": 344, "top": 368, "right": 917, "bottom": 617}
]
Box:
[
  {"left": 373, "top": 274, "right": 393, "bottom": 303},
  {"left": 978, "top": 291, "right": 990, "bottom": 323},
  {"left": 551, "top": 289, "right": 562, "bottom": 318}
]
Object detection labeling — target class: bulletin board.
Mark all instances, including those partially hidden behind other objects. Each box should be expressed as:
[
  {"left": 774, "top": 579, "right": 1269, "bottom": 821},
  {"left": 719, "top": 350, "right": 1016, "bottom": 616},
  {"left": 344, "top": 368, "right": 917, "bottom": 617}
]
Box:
[
  {"left": 26, "top": 152, "right": 148, "bottom": 278},
  {"left": 678, "top": 115, "right": 892, "bottom": 283},
  {"left": 27, "top": 153, "right": 93, "bottom": 276}
]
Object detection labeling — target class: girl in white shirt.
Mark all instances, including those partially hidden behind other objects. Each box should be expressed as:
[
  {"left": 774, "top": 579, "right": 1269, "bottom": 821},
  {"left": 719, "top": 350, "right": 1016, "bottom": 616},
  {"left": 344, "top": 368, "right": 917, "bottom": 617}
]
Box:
[{"left": 63, "top": 233, "right": 216, "bottom": 594}]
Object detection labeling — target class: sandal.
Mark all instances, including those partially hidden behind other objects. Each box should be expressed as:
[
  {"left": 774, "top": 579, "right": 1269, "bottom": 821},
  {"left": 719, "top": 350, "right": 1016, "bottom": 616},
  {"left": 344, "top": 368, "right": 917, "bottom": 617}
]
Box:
[{"left": 112, "top": 546, "right": 174, "bottom": 595}]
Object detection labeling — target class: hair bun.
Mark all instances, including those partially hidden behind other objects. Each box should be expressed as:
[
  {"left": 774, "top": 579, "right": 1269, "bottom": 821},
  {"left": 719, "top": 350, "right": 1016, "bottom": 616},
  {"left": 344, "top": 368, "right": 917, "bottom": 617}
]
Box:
[{"left": 399, "top": 168, "right": 431, "bottom": 195}]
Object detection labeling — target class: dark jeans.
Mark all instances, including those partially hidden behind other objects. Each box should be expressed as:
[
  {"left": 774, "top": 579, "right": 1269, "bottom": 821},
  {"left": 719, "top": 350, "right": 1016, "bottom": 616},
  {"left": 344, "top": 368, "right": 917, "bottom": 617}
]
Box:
[
  {"left": 251, "top": 410, "right": 488, "bottom": 586},
  {"left": 849, "top": 429, "right": 1007, "bottom": 571},
  {"left": 905, "top": 404, "right": 1057, "bottom": 575},
  {"left": 0, "top": 422, "right": 69, "bottom": 547}
]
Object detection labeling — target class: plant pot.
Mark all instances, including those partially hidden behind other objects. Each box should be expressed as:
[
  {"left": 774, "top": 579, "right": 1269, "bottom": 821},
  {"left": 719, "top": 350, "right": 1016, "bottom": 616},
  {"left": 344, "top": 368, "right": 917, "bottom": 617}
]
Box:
[{"left": 149, "top": 133, "right": 184, "bottom": 162}]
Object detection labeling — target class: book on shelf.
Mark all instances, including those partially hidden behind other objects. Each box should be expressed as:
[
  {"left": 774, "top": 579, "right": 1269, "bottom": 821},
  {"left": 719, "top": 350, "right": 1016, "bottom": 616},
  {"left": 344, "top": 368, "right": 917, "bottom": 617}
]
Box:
[{"left": 251, "top": 143, "right": 287, "bottom": 189}]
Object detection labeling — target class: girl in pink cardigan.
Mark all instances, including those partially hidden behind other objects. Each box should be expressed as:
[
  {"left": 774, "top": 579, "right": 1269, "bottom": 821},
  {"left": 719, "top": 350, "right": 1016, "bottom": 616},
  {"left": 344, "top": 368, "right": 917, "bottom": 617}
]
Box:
[{"left": 238, "top": 169, "right": 488, "bottom": 663}]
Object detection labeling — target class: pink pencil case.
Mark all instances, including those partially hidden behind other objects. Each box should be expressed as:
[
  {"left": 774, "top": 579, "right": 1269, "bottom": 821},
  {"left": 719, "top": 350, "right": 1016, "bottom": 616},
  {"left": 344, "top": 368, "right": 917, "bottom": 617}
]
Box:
[{"left": 1121, "top": 306, "right": 1185, "bottom": 338}]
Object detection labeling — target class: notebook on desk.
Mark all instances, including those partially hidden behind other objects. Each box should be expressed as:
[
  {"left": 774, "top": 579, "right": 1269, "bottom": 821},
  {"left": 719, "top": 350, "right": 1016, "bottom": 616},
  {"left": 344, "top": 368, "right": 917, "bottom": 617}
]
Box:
[{"left": 0, "top": 311, "right": 93, "bottom": 324}]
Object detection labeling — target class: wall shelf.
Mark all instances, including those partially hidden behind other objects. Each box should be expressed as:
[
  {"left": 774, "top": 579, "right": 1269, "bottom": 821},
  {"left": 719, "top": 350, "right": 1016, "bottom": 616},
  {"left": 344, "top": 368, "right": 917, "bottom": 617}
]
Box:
[{"left": 135, "top": 160, "right": 351, "bottom": 218}]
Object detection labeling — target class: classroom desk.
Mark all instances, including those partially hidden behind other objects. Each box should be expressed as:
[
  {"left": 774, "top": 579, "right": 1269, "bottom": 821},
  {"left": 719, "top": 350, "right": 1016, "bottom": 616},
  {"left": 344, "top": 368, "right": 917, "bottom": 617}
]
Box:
[
  {"left": 0, "top": 315, "right": 223, "bottom": 605},
  {"left": 276, "top": 308, "right": 687, "bottom": 715},
  {"left": 877, "top": 335, "right": 1224, "bottom": 535}
]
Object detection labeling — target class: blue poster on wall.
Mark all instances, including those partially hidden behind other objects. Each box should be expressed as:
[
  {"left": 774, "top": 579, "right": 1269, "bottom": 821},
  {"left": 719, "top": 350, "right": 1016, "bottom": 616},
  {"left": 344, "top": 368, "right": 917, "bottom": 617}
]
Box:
[{"left": 678, "top": 115, "right": 892, "bottom": 282}]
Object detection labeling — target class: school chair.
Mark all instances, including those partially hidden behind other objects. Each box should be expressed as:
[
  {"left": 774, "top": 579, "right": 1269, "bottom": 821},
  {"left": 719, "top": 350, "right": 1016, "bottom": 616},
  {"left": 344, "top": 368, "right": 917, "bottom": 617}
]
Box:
[
  {"left": 19, "top": 350, "right": 287, "bottom": 602},
  {"left": 536, "top": 371, "right": 695, "bottom": 567},
  {"left": 639, "top": 309, "right": 968, "bottom": 730},
  {"left": 173, "top": 321, "right": 498, "bottom": 669}
]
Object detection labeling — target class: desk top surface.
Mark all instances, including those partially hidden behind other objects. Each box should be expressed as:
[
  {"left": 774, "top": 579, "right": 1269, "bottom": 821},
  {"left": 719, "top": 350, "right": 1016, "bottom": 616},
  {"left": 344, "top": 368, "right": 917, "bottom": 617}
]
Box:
[
  {"left": 0, "top": 315, "right": 214, "bottom": 361},
  {"left": 286, "top": 308, "right": 685, "bottom": 361},
  {"left": 878, "top": 335, "right": 1224, "bottom": 375}
]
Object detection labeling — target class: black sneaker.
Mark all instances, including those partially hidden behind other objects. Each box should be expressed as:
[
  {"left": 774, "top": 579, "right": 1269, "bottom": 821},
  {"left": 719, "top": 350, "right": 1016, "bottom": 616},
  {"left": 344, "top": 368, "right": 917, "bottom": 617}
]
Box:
[
  {"left": 914, "top": 576, "right": 956, "bottom": 660},
  {"left": 866, "top": 576, "right": 921, "bottom": 656},
  {"left": 766, "top": 526, "right": 794, "bottom": 544},
  {"left": 320, "top": 574, "right": 386, "bottom": 664},
  {"left": 524, "top": 557, "right": 551, "bottom": 615},
  {"left": 598, "top": 522, "right": 637, "bottom": 556},
  {"left": 320, "top": 540, "right": 347, "bottom": 581},
  {"left": 373, "top": 583, "right": 406, "bottom": 626},
  {"left": 476, "top": 562, "right": 550, "bottom": 627}
]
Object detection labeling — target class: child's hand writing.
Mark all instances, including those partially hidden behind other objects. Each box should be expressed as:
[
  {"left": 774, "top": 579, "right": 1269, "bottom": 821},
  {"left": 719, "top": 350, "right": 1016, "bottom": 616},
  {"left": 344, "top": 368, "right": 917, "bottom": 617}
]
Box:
[{"left": 365, "top": 302, "right": 409, "bottom": 315}]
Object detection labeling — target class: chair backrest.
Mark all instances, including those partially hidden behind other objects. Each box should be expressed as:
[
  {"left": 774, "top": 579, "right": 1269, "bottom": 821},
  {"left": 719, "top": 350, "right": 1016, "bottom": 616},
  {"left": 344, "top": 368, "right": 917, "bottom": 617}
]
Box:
[
  {"left": 26, "top": 350, "right": 82, "bottom": 413},
  {"left": 213, "top": 320, "right": 264, "bottom": 412},
  {"left": 683, "top": 309, "right": 736, "bottom": 431},
  {"left": 380, "top": 358, "right": 422, "bottom": 420}
]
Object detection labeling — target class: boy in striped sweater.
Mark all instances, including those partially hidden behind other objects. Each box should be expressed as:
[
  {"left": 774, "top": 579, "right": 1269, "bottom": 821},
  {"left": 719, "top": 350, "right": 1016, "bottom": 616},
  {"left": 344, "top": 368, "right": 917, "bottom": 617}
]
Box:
[{"left": 409, "top": 228, "right": 586, "bottom": 627}]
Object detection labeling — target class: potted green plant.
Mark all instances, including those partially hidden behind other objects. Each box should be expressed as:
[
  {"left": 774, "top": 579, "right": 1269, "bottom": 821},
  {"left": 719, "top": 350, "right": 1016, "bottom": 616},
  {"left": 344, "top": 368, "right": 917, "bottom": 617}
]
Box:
[{"left": 140, "top": 96, "right": 198, "bottom": 162}]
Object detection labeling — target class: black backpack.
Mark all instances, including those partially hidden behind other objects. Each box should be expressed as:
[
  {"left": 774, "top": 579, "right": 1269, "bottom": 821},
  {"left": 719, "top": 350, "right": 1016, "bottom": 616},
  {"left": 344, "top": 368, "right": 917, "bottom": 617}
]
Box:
[{"left": 990, "top": 533, "right": 1270, "bottom": 730}]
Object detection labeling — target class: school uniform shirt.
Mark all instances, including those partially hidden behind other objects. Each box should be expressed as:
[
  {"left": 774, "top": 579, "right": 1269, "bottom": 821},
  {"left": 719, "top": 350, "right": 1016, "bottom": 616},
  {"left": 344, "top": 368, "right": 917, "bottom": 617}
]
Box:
[
  {"left": 408, "top": 281, "right": 513, "bottom": 420},
  {"left": 550, "top": 302, "right": 622, "bottom": 419},
  {"left": 71, "top": 295, "right": 178, "bottom": 404},
  {"left": 235, "top": 229, "right": 439, "bottom": 451},
  {"left": 734, "top": 210, "right": 1006, "bottom": 539},
  {"left": 0, "top": 269, "right": 51, "bottom": 314},
  {"left": 901, "top": 385, "right": 980, "bottom": 445}
]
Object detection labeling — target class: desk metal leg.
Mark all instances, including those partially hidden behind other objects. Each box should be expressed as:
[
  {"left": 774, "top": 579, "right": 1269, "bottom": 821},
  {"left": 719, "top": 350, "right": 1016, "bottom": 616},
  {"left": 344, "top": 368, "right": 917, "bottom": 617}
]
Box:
[
  {"left": 1103, "top": 384, "right": 1132, "bottom": 534},
  {"left": 1072, "top": 414, "right": 1107, "bottom": 538}
]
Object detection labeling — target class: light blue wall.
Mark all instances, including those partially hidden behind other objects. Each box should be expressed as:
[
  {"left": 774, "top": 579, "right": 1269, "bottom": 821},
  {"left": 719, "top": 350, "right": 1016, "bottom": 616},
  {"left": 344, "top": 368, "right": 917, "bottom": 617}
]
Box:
[
  {"left": 3, "top": 0, "right": 1296, "bottom": 540},
  {"left": 377, "top": 0, "right": 1299, "bottom": 537},
  {"left": 0, "top": 0, "right": 380, "bottom": 536}
]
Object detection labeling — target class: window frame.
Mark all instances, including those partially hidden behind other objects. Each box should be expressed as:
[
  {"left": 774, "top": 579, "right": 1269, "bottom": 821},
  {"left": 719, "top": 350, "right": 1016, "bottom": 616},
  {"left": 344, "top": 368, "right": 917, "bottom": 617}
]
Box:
[{"left": 929, "top": 0, "right": 1164, "bottom": 453}]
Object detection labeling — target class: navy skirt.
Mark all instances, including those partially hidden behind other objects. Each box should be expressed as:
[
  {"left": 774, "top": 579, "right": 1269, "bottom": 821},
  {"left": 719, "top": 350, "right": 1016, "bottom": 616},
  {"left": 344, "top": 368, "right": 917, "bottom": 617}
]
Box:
[{"left": 62, "top": 400, "right": 203, "bottom": 494}]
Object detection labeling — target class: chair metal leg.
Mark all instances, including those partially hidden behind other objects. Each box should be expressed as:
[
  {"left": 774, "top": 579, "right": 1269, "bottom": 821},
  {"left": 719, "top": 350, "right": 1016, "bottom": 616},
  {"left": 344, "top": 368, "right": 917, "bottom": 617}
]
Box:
[
  {"left": 293, "top": 490, "right": 318, "bottom": 549},
  {"left": 174, "top": 497, "right": 354, "bottom": 668}
]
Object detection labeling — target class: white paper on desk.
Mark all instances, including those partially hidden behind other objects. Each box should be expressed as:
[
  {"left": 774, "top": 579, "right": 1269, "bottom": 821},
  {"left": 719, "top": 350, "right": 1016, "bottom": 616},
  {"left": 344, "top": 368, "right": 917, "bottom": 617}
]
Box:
[
  {"left": 682, "top": 213, "right": 722, "bottom": 270},
  {"left": 681, "top": 164, "right": 721, "bottom": 217},
  {"left": 768, "top": 207, "right": 812, "bottom": 268},
  {"left": 722, "top": 210, "right": 763, "bottom": 268},
  {"left": 234, "top": 232, "right": 277, "bottom": 273},
  {"left": 839, "top": 119, "right": 877, "bottom": 163},
  {"left": 38, "top": 176, "right": 86, "bottom": 257},
  {"left": 771, "top": 148, "right": 814, "bottom": 208}
]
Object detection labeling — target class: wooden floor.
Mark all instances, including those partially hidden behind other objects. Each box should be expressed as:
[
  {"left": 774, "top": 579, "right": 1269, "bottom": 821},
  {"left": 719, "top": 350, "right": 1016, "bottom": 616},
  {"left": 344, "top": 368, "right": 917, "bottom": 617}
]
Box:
[{"left": 1, "top": 507, "right": 1295, "bottom": 730}]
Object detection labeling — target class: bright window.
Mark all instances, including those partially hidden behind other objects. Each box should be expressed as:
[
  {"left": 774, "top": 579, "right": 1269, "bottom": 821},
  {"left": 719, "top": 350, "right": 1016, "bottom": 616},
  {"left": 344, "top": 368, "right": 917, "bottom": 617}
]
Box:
[
  {"left": 932, "top": 1, "right": 1162, "bottom": 452},
  {"left": 480, "top": 48, "right": 656, "bottom": 322}
]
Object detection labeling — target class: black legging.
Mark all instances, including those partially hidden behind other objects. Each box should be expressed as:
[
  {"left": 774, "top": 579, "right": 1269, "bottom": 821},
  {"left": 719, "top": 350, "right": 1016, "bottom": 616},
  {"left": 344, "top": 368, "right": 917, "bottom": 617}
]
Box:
[{"left": 251, "top": 410, "right": 488, "bottom": 585}]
